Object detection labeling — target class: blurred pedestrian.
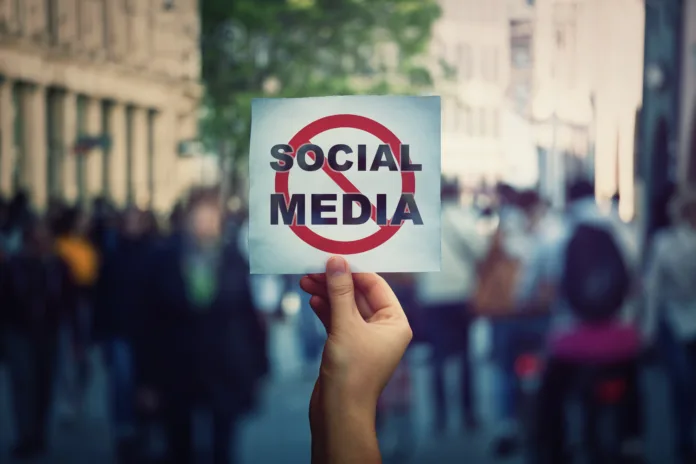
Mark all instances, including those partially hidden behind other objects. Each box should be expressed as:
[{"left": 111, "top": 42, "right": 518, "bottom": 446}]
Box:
[
  {"left": 135, "top": 188, "right": 268, "bottom": 464},
  {"left": 415, "top": 180, "right": 484, "bottom": 433},
  {"left": 54, "top": 206, "right": 99, "bottom": 422},
  {"left": 644, "top": 188, "right": 696, "bottom": 463},
  {"left": 0, "top": 190, "right": 31, "bottom": 257},
  {"left": 520, "top": 179, "right": 643, "bottom": 462},
  {"left": 89, "top": 196, "right": 119, "bottom": 257},
  {"left": 142, "top": 210, "right": 161, "bottom": 241},
  {"left": 485, "top": 188, "right": 551, "bottom": 456},
  {"left": 93, "top": 206, "right": 152, "bottom": 462},
  {"left": 0, "top": 218, "right": 77, "bottom": 460},
  {"left": 168, "top": 201, "right": 185, "bottom": 236}
]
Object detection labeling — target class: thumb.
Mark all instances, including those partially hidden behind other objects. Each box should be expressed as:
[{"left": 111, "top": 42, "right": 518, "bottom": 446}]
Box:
[{"left": 325, "top": 256, "right": 357, "bottom": 326}]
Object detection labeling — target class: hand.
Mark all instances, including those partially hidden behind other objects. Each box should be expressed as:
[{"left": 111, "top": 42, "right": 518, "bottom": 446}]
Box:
[{"left": 299, "top": 256, "right": 413, "bottom": 418}]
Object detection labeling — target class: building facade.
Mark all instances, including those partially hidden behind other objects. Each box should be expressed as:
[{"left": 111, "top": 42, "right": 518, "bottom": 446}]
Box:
[
  {"left": 531, "top": 0, "right": 644, "bottom": 215},
  {"left": 639, "top": 0, "right": 682, "bottom": 241},
  {"left": 0, "top": 0, "right": 202, "bottom": 212},
  {"left": 498, "top": 0, "right": 539, "bottom": 189},
  {"left": 507, "top": 0, "right": 535, "bottom": 117},
  {"left": 679, "top": 0, "right": 696, "bottom": 185},
  {"left": 430, "top": 0, "right": 510, "bottom": 188}
]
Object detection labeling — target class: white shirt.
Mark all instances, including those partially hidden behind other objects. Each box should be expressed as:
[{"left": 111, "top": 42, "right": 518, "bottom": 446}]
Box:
[
  {"left": 644, "top": 225, "right": 696, "bottom": 342},
  {"left": 499, "top": 205, "right": 530, "bottom": 260},
  {"left": 415, "top": 203, "right": 488, "bottom": 306}
]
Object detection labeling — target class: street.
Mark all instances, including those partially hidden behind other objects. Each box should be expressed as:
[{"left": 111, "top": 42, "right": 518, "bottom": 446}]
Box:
[{"left": 0, "top": 317, "right": 682, "bottom": 463}]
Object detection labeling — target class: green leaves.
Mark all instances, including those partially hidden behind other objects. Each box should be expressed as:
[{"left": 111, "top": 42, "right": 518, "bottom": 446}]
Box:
[{"left": 199, "top": 0, "right": 441, "bottom": 161}]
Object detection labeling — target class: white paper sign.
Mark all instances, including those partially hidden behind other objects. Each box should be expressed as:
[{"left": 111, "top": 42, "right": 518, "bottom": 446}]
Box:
[{"left": 248, "top": 95, "right": 441, "bottom": 274}]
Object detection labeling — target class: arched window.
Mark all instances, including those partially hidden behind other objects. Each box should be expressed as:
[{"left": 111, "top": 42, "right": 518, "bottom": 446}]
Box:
[{"left": 456, "top": 44, "right": 472, "bottom": 80}]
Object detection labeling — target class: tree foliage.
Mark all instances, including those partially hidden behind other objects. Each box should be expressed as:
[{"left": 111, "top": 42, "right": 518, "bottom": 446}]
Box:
[{"left": 199, "top": 0, "right": 442, "bottom": 160}]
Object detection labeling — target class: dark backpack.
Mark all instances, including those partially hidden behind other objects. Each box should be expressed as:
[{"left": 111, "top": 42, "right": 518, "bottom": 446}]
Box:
[{"left": 561, "top": 224, "right": 630, "bottom": 323}]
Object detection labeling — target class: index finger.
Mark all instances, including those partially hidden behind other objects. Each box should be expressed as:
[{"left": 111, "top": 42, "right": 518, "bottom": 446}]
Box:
[{"left": 307, "top": 273, "right": 326, "bottom": 283}]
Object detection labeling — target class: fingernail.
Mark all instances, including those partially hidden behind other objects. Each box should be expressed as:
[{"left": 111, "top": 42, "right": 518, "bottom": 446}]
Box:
[{"left": 327, "top": 256, "right": 347, "bottom": 276}]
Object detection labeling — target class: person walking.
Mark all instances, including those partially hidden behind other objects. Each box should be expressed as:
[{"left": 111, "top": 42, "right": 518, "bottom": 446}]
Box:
[
  {"left": 644, "top": 188, "right": 696, "bottom": 464},
  {"left": 54, "top": 207, "right": 99, "bottom": 422},
  {"left": 93, "top": 207, "right": 152, "bottom": 462},
  {"left": 415, "top": 180, "right": 485, "bottom": 433},
  {"left": 521, "top": 179, "right": 643, "bottom": 463},
  {"left": 0, "top": 218, "right": 77, "bottom": 460},
  {"left": 135, "top": 188, "right": 268, "bottom": 464}
]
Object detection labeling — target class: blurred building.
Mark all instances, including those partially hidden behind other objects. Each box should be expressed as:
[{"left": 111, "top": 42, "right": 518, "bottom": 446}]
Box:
[
  {"left": 499, "top": 0, "right": 539, "bottom": 189},
  {"left": 531, "top": 0, "right": 644, "bottom": 217},
  {"left": 680, "top": 0, "right": 696, "bottom": 186},
  {"left": 430, "top": 0, "right": 510, "bottom": 189},
  {"left": 0, "top": 0, "right": 202, "bottom": 212},
  {"left": 639, "top": 0, "right": 696, "bottom": 243},
  {"left": 507, "top": 0, "right": 535, "bottom": 117}
]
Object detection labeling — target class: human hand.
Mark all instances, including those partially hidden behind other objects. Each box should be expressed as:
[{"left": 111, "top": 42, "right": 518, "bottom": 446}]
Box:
[{"left": 299, "top": 256, "right": 413, "bottom": 415}]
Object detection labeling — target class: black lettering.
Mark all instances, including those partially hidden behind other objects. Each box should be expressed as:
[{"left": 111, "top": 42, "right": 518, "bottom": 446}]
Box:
[
  {"left": 328, "top": 144, "right": 354, "bottom": 172},
  {"left": 270, "top": 144, "right": 293, "bottom": 172},
  {"left": 271, "top": 194, "right": 305, "bottom": 225},
  {"left": 370, "top": 144, "right": 398, "bottom": 171},
  {"left": 392, "top": 194, "right": 423, "bottom": 225},
  {"left": 357, "top": 144, "right": 367, "bottom": 171},
  {"left": 297, "top": 144, "right": 324, "bottom": 171},
  {"left": 376, "top": 194, "right": 388, "bottom": 225},
  {"left": 311, "top": 194, "right": 337, "bottom": 225},
  {"left": 400, "top": 145, "right": 421, "bottom": 171},
  {"left": 343, "top": 194, "right": 371, "bottom": 225}
]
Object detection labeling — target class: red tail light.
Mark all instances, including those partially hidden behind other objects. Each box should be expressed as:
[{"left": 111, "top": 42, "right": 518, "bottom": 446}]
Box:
[
  {"left": 515, "top": 353, "right": 543, "bottom": 378},
  {"left": 596, "top": 379, "right": 626, "bottom": 404}
]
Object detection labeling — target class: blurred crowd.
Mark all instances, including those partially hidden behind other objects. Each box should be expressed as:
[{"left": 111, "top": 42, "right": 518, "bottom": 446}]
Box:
[
  {"left": 1, "top": 177, "right": 696, "bottom": 464},
  {"left": 0, "top": 188, "right": 268, "bottom": 464},
  {"left": 374, "top": 178, "right": 696, "bottom": 464}
]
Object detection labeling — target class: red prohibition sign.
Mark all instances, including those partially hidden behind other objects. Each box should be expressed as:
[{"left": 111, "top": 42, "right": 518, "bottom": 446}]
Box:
[{"left": 274, "top": 114, "right": 416, "bottom": 255}]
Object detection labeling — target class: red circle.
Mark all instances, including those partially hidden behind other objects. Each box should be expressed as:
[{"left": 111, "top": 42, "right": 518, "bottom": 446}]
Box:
[{"left": 274, "top": 114, "right": 416, "bottom": 254}]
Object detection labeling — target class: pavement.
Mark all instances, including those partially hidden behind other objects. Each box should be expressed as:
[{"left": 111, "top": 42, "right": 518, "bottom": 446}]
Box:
[{"left": 0, "top": 317, "right": 683, "bottom": 463}]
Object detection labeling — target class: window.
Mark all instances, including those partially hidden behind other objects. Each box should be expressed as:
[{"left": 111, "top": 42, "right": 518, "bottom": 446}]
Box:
[
  {"left": 14, "top": 0, "right": 24, "bottom": 35},
  {"left": 492, "top": 48, "right": 498, "bottom": 81},
  {"left": 465, "top": 107, "right": 473, "bottom": 135},
  {"left": 12, "top": 83, "right": 24, "bottom": 191},
  {"left": 125, "top": 106, "right": 134, "bottom": 204},
  {"left": 492, "top": 110, "right": 500, "bottom": 138},
  {"left": 483, "top": 48, "right": 496, "bottom": 81},
  {"left": 47, "top": 0, "right": 58, "bottom": 45},
  {"left": 513, "top": 48, "right": 530, "bottom": 68},
  {"left": 101, "top": 101, "right": 111, "bottom": 198},
  {"left": 163, "top": 0, "right": 175, "bottom": 10},
  {"left": 147, "top": 110, "right": 156, "bottom": 205},
  {"left": 46, "top": 89, "right": 62, "bottom": 198},
  {"left": 456, "top": 44, "right": 472, "bottom": 80},
  {"left": 102, "top": 0, "right": 110, "bottom": 50},
  {"left": 479, "top": 108, "right": 487, "bottom": 136},
  {"left": 76, "top": 95, "right": 87, "bottom": 201}
]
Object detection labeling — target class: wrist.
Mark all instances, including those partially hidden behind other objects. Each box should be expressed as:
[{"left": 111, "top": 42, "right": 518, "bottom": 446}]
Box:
[{"left": 318, "top": 371, "right": 379, "bottom": 415}]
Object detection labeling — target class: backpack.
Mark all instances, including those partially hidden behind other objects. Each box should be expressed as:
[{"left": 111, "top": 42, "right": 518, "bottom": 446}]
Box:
[{"left": 561, "top": 224, "right": 630, "bottom": 323}]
